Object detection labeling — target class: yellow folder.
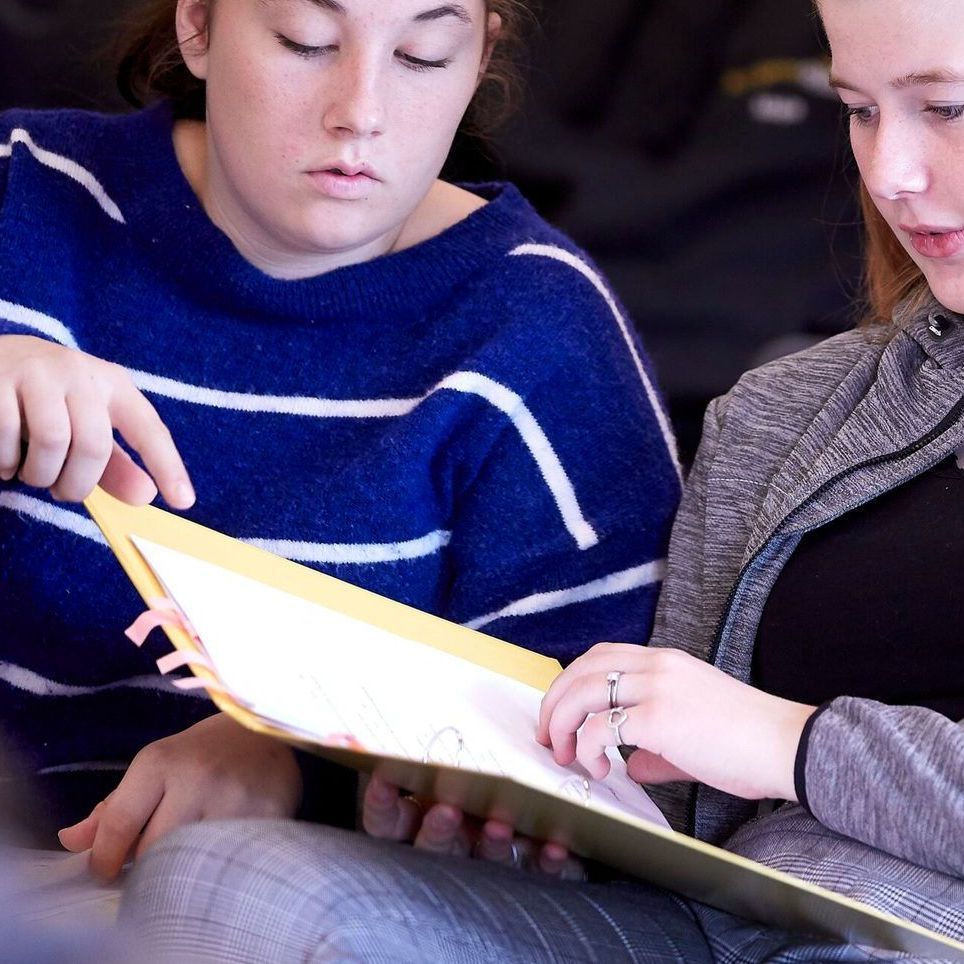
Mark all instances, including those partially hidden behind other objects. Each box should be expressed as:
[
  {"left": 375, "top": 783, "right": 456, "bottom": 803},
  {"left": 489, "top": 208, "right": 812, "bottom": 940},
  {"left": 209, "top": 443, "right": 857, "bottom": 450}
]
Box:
[{"left": 84, "top": 487, "right": 964, "bottom": 961}]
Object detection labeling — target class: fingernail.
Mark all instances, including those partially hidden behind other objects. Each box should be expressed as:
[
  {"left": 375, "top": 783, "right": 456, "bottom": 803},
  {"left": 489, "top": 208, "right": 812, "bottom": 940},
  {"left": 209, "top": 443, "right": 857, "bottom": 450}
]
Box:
[
  {"left": 543, "top": 843, "right": 567, "bottom": 862},
  {"left": 175, "top": 481, "right": 195, "bottom": 507},
  {"left": 430, "top": 808, "right": 457, "bottom": 830}
]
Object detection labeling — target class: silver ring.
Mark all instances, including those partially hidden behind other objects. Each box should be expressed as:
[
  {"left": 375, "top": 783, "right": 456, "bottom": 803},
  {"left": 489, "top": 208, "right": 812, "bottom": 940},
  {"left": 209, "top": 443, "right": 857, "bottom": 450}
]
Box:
[
  {"left": 606, "top": 671, "right": 623, "bottom": 709},
  {"left": 509, "top": 841, "right": 523, "bottom": 869},
  {"left": 608, "top": 706, "right": 628, "bottom": 746}
]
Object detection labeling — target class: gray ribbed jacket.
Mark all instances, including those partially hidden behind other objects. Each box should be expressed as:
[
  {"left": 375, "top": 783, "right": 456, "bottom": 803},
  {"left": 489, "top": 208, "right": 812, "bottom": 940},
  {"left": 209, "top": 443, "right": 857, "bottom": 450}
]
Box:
[{"left": 648, "top": 298, "right": 964, "bottom": 884}]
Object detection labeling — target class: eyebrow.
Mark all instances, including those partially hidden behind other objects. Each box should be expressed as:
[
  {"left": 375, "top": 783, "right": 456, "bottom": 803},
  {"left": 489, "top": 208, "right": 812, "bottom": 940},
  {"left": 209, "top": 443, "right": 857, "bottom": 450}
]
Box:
[
  {"left": 413, "top": 4, "right": 473, "bottom": 24},
  {"left": 287, "top": 0, "right": 473, "bottom": 23},
  {"left": 829, "top": 68, "right": 964, "bottom": 91}
]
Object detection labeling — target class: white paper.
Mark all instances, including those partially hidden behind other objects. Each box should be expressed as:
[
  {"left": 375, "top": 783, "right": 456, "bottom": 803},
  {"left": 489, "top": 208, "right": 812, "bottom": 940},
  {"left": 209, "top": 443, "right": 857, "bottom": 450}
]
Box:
[{"left": 133, "top": 537, "right": 670, "bottom": 829}]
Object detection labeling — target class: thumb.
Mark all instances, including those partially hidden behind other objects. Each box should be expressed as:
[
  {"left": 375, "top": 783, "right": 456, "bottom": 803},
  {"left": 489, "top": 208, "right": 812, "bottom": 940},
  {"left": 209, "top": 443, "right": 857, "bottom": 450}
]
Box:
[
  {"left": 625, "top": 748, "right": 694, "bottom": 786},
  {"left": 58, "top": 802, "right": 105, "bottom": 853}
]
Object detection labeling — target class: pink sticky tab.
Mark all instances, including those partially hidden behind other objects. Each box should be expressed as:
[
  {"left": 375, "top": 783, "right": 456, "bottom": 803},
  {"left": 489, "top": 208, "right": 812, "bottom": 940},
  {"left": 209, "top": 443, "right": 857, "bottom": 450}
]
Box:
[
  {"left": 125, "top": 609, "right": 178, "bottom": 647},
  {"left": 156, "top": 650, "right": 214, "bottom": 675},
  {"left": 126, "top": 598, "right": 202, "bottom": 648}
]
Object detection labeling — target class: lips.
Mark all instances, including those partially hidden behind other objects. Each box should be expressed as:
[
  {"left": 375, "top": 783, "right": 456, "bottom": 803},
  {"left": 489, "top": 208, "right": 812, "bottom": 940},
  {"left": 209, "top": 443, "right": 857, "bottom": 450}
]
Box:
[
  {"left": 317, "top": 162, "right": 377, "bottom": 179},
  {"left": 902, "top": 224, "right": 964, "bottom": 259},
  {"left": 307, "top": 163, "right": 379, "bottom": 200}
]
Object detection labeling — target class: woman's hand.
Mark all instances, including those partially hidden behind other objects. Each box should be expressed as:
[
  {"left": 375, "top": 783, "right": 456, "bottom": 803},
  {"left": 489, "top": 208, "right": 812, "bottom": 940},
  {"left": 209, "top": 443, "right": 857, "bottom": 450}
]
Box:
[
  {"left": 0, "top": 335, "right": 194, "bottom": 507},
  {"left": 362, "top": 774, "right": 584, "bottom": 879},
  {"left": 58, "top": 713, "right": 302, "bottom": 882},
  {"left": 538, "top": 643, "right": 815, "bottom": 802}
]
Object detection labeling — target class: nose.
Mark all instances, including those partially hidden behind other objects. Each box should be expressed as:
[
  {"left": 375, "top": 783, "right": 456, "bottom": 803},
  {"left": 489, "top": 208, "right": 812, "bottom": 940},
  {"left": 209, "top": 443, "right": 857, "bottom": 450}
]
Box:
[
  {"left": 323, "top": 53, "right": 385, "bottom": 140},
  {"left": 861, "top": 115, "right": 929, "bottom": 201}
]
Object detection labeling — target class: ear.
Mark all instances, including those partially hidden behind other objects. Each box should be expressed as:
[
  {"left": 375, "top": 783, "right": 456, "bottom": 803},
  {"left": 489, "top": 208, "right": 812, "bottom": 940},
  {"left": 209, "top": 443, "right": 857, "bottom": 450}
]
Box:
[
  {"left": 176, "top": 0, "right": 213, "bottom": 81},
  {"left": 478, "top": 11, "right": 502, "bottom": 82}
]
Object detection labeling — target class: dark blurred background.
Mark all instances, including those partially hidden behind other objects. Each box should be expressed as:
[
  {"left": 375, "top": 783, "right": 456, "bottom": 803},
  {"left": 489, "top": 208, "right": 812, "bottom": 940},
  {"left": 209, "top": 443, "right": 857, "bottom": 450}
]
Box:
[{"left": 0, "top": 0, "right": 863, "bottom": 462}]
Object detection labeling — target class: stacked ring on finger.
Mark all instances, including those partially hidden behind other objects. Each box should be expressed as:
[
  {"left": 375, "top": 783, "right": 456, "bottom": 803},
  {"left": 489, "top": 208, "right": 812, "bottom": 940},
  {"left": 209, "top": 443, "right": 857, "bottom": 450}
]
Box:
[
  {"left": 608, "top": 706, "right": 628, "bottom": 746},
  {"left": 606, "top": 670, "right": 623, "bottom": 709}
]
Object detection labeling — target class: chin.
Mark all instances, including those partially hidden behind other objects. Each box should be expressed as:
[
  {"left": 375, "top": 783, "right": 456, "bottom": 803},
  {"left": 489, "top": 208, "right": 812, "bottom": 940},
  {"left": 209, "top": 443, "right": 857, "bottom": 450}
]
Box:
[{"left": 923, "top": 277, "right": 964, "bottom": 316}]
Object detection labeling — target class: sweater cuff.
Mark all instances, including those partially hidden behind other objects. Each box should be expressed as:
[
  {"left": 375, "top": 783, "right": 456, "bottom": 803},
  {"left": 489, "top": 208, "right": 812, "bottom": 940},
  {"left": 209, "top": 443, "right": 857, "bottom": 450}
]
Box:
[{"left": 793, "top": 701, "right": 834, "bottom": 814}]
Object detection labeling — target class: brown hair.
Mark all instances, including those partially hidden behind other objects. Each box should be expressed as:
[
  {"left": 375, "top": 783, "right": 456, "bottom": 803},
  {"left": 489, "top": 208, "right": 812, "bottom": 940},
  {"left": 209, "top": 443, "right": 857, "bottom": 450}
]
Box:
[
  {"left": 859, "top": 183, "right": 931, "bottom": 326},
  {"left": 114, "top": 0, "right": 533, "bottom": 130}
]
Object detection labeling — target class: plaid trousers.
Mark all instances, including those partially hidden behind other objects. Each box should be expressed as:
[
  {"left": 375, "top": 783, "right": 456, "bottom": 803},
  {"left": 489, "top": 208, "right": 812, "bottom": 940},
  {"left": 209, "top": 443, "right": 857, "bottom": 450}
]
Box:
[{"left": 119, "top": 816, "right": 962, "bottom": 963}]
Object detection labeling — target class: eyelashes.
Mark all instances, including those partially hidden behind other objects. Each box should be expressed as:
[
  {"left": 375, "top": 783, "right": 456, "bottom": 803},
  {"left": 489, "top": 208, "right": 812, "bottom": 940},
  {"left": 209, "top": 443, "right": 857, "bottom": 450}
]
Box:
[
  {"left": 399, "top": 53, "right": 453, "bottom": 72},
  {"left": 843, "top": 103, "right": 964, "bottom": 124},
  {"left": 274, "top": 33, "right": 451, "bottom": 71},
  {"left": 928, "top": 104, "right": 964, "bottom": 121},
  {"left": 843, "top": 105, "right": 876, "bottom": 125}
]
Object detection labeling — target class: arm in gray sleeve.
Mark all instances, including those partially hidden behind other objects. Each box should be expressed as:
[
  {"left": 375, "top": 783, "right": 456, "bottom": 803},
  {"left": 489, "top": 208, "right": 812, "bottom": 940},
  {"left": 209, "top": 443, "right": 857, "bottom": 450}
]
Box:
[{"left": 802, "top": 696, "right": 964, "bottom": 877}]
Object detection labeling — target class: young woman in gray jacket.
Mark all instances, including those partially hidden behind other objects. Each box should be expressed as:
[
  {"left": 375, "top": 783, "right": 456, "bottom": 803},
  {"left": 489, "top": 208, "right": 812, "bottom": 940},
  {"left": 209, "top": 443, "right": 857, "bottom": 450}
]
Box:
[{"left": 120, "top": 0, "right": 964, "bottom": 959}]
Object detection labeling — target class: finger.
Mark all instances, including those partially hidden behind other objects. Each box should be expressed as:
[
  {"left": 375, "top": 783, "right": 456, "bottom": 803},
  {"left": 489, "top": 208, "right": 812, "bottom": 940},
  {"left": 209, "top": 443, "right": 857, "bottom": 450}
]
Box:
[
  {"left": 19, "top": 378, "right": 71, "bottom": 490},
  {"left": 88, "top": 772, "right": 164, "bottom": 882},
  {"left": 536, "top": 841, "right": 584, "bottom": 880},
  {"left": 575, "top": 710, "right": 636, "bottom": 781},
  {"left": 50, "top": 391, "right": 114, "bottom": 502},
  {"left": 98, "top": 441, "right": 158, "bottom": 505},
  {"left": 625, "top": 747, "right": 694, "bottom": 786},
  {"left": 135, "top": 794, "right": 203, "bottom": 858},
  {"left": 473, "top": 819, "right": 517, "bottom": 865},
  {"left": 0, "top": 385, "right": 21, "bottom": 481},
  {"left": 108, "top": 381, "right": 194, "bottom": 509},
  {"left": 413, "top": 803, "right": 471, "bottom": 857},
  {"left": 537, "top": 643, "right": 645, "bottom": 744},
  {"left": 58, "top": 797, "right": 109, "bottom": 853},
  {"left": 362, "top": 775, "right": 422, "bottom": 841},
  {"left": 547, "top": 672, "right": 647, "bottom": 766}
]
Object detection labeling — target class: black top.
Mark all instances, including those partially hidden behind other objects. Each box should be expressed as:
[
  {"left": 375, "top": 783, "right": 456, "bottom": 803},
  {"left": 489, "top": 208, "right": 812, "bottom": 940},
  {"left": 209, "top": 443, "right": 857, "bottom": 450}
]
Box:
[{"left": 754, "top": 453, "right": 964, "bottom": 723}]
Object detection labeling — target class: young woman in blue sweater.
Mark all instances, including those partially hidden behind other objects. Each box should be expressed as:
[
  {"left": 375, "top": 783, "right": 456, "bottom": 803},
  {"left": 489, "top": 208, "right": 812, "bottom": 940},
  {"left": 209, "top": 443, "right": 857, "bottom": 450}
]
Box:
[{"left": 0, "top": 0, "right": 680, "bottom": 879}]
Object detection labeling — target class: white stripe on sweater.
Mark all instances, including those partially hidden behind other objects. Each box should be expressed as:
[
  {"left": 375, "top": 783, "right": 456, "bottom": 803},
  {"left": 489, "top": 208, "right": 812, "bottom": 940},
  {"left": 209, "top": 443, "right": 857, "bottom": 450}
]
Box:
[
  {"left": 0, "top": 494, "right": 451, "bottom": 564},
  {"left": 246, "top": 529, "right": 452, "bottom": 564},
  {"left": 0, "top": 492, "right": 107, "bottom": 545},
  {"left": 37, "top": 761, "right": 129, "bottom": 775},
  {"left": 438, "top": 371, "right": 598, "bottom": 549},
  {"left": 509, "top": 243, "right": 683, "bottom": 481},
  {"left": 0, "top": 128, "right": 125, "bottom": 223},
  {"left": 0, "top": 298, "right": 79, "bottom": 349},
  {"left": 0, "top": 662, "right": 204, "bottom": 698},
  {"left": 463, "top": 559, "right": 666, "bottom": 631},
  {"left": 130, "top": 369, "right": 422, "bottom": 418}
]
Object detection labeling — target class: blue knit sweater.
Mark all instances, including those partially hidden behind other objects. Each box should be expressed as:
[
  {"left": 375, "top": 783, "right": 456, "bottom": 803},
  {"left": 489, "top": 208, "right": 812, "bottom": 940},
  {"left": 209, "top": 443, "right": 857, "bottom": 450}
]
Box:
[{"left": 0, "top": 102, "right": 681, "bottom": 823}]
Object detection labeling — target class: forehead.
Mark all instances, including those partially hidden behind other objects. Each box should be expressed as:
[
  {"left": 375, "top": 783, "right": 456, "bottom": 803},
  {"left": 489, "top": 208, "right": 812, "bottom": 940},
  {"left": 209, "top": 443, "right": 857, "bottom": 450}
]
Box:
[
  {"left": 256, "top": 0, "right": 483, "bottom": 22},
  {"left": 820, "top": 0, "right": 964, "bottom": 81}
]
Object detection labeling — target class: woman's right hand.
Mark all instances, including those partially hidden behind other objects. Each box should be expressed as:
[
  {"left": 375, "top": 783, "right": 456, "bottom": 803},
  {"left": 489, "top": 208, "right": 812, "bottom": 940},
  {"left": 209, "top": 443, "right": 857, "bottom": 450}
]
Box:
[
  {"left": 362, "top": 774, "right": 585, "bottom": 879},
  {"left": 0, "top": 335, "right": 194, "bottom": 507}
]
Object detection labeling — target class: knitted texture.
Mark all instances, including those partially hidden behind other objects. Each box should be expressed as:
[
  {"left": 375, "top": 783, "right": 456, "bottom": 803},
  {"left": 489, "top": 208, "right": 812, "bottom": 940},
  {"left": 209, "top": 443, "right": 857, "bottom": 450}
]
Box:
[{"left": 0, "top": 103, "right": 680, "bottom": 820}]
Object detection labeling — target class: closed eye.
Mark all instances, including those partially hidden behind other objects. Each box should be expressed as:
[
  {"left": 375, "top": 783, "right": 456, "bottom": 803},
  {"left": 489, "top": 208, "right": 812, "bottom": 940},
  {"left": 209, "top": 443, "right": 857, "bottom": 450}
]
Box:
[
  {"left": 276, "top": 34, "right": 334, "bottom": 59},
  {"left": 397, "top": 52, "right": 452, "bottom": 71}
]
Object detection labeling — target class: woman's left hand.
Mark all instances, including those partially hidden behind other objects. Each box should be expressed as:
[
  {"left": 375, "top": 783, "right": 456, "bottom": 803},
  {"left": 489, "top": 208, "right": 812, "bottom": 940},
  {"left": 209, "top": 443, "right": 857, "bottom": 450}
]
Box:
[
  {"left": 58, "top": 713, "right": 302, "bottom": 881},
  {"left": 537, "top": 643, "right": 815, "bottom": 802}
]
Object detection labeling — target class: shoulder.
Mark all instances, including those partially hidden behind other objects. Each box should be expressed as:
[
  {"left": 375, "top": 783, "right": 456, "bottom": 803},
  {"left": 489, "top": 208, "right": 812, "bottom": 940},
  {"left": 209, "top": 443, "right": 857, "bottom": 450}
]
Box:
[
  {"left": 712, "top": 326, "right": 894, "bottom": 430},
  {"left": 0, "top": 106, "right": 134, "bottom": 155},
  {"left": 0, "top": 106, "right": 168, "bottom": 227},
  {"left": 462, "top": 184, "right": 635, "bottom": 337}
]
